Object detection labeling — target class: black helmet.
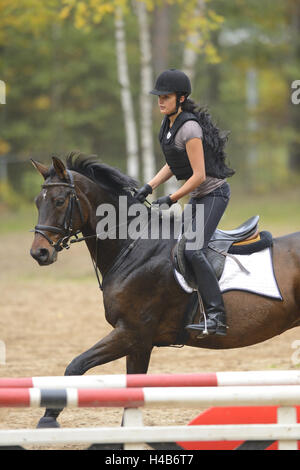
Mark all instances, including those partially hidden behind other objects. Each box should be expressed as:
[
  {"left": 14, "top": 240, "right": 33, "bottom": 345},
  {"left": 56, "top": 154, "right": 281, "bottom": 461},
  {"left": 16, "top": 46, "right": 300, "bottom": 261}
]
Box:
[{"left": 150, "top": 69, "right": 191, "bottom": 96}]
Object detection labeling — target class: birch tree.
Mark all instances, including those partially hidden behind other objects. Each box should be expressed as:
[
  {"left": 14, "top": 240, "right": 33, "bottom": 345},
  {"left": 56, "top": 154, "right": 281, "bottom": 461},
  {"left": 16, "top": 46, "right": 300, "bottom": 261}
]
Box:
[
  {"left": 152, "top": 3, "right": 170, "bottom": 75},
  {"left": 114, "top": 5, "right": 139, "bottom": 178},
  {"left": 182, "top": 0, "right": 206, "bottom": 83},
  {"left": 133, "top": 0, "right": 155, "bottom": 183}
]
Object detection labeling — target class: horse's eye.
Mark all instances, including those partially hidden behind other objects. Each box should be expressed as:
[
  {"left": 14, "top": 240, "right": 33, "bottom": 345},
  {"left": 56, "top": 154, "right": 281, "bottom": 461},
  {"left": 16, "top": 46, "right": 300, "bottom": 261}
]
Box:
[{"left": 55, "top": 198, "right": 65, "bottom": 207}]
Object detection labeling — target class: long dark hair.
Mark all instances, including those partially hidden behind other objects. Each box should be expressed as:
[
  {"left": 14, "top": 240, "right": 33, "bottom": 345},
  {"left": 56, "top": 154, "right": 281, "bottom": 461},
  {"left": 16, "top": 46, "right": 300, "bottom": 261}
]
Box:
[{"left": 181, "top": 97, "right": 235, "bottom": 178}]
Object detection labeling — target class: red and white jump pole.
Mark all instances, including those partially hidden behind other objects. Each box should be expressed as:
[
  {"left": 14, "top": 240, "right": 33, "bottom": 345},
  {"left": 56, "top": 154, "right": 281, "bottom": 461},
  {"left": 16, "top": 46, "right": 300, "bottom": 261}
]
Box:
[
  {"left": 0, "top": 370, "right": 300, "bottom": 389},
  {"left": 0, "top": 372, "right": 299, "bottom": 450},
  {"left": 0, "top": 385, "right": 300, "bottom": 409}
]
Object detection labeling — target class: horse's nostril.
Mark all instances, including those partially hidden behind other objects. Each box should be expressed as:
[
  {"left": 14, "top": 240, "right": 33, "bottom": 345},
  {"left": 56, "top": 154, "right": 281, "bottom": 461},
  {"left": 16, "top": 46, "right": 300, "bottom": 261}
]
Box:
[
  {"left": 30, "top": 248, "right": 49, "bottom": 262},
  {"left": 39, "top": 248, "right": 49, "bottom": 260}
]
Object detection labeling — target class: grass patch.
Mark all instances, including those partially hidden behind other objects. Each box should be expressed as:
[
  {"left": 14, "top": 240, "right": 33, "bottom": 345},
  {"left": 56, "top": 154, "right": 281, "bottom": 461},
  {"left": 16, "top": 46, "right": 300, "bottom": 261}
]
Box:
[
  {"left": 1, "top": 188, "right": 299, "bottom": 236},
  {"left": 0, "top": 205, "right": 37, "bottom": 234},
  {"left": 219, "top": 188, "right": 300, "bottom": 236}
]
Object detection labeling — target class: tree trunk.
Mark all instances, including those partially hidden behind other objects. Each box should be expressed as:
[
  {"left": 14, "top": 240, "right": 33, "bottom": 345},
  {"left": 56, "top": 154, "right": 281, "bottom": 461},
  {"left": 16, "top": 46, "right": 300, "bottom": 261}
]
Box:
[
  {"left": 246, "top": 67, "right": 258, "bottom": 167},
  {"left": 152, "top": 3, "right": 171, "bottom": 196},
  {"left": 134, "top": 0, "right": 156, "bottom": 183},
  {"left": 0, "top": 156, "right": 8, "bottom": 182},
  {"left": 114, "top": 6, "right": 139, "bottom": 179},
  {"left": 206, "top": 31, "right": 221, "bottom": 105},
  {"left": 51, "top": 23, "right": 63, "bottom": 150},
  {"left": 182, "top": 0, "right": 205, "bottom": 83},
  {"left": 152, "top": 3, "right": 170, "bottom": 75}
]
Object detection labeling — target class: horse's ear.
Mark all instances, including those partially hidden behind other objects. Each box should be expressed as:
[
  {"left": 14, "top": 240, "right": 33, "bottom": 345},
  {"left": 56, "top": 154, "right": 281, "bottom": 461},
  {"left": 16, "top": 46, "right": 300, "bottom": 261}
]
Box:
[
  {"left": 52, "top": 156, "right": 69, "bottom": 181},
  {"left": 30, "top": 159, "right": 49, "bottom": 180}
]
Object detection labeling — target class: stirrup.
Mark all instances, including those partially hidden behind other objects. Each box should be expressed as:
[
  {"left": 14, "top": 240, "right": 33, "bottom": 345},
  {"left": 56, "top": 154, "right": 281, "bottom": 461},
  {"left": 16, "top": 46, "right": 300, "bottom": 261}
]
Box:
[{"left": 185, "top": 313, "right": 227, "bottom": 338}]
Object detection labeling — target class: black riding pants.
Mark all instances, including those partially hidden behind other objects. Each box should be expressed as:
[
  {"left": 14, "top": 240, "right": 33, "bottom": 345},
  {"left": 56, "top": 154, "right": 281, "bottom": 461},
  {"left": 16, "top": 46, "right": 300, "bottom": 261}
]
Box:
[{"left": 183, "top": 182, "right": 231, "bottom": 264}]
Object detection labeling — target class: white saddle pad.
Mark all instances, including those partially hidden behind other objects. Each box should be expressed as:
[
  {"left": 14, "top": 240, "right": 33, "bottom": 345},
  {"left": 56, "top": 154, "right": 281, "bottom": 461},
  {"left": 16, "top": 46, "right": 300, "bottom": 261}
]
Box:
[{"left": 174, "top": 247, "right": 282, "bottom": 300}]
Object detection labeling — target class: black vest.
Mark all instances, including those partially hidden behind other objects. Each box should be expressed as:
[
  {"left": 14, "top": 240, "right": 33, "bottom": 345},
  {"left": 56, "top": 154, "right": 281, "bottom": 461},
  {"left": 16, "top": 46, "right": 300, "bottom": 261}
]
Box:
[{"left": 159, "top": 111, "right": 232, "bottom": 181}]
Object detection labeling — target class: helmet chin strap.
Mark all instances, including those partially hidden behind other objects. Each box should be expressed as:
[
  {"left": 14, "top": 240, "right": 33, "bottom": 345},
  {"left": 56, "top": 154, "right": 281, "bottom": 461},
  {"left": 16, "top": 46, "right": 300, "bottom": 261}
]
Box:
[{"left": 167, "top": 94, "right": 185, "bottom": 118}]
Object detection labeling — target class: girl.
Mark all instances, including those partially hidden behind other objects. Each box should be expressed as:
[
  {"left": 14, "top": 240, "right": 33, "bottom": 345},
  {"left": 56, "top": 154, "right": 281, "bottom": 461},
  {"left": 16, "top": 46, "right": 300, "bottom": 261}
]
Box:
[{"left": 135, "top": 69, "right": 235, "bottom": 336}]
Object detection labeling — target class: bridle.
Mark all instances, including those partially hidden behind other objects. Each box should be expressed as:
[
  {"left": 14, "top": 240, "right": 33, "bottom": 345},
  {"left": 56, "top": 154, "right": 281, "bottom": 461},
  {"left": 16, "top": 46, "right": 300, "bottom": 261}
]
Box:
[{"left": 32, "top": 170, "right": 86, "bottom": 252}]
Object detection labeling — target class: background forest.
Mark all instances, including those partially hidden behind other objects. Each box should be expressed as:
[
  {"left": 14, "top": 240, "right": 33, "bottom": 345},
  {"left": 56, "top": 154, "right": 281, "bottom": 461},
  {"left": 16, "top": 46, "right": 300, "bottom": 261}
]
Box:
[{"left": 0, "top": 0, "right": 299, "bottom": 222}]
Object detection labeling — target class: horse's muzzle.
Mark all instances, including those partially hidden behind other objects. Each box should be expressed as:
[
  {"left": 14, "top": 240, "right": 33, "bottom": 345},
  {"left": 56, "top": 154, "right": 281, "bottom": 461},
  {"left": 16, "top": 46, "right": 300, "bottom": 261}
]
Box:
[{"left": 30, "top": 246, "right": 57, "bottom": 265}]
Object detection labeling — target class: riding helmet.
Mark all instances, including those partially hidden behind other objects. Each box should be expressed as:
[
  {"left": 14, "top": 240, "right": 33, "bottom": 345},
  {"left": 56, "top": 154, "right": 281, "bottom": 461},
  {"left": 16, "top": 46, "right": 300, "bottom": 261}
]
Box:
[{"left": 150, "top": 69, "right": 192, "bottom": 96}]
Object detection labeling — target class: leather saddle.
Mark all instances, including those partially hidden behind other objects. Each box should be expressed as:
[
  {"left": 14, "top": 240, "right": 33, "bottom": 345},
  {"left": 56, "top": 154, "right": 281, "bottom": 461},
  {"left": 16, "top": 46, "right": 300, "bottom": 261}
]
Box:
[{"left": 173, "top": 215, "right": 273, "bottom": 290}]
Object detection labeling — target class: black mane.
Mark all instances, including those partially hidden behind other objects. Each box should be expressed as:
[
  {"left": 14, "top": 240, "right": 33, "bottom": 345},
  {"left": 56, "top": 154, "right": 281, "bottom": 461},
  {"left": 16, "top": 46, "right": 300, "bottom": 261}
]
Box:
[{"left": 57, "top": 151, "right": 140, "bottom": 199}]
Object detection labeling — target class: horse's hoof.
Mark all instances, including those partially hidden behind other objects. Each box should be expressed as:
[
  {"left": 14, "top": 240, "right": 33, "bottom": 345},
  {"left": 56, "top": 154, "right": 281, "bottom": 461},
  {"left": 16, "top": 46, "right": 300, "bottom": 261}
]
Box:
[{"left": 36, "top": 417, "right": 60, "bottom": 428}]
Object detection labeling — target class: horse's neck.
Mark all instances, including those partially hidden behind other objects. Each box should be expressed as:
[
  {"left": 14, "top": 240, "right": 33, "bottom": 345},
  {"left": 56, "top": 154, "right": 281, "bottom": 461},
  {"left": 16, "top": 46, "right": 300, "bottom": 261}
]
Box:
[
  {"left": 81, "top": 190, "right": 134, "bottom": 277},
  {"left": 79, "top": 181, "right": 176, "bottom": 277}
]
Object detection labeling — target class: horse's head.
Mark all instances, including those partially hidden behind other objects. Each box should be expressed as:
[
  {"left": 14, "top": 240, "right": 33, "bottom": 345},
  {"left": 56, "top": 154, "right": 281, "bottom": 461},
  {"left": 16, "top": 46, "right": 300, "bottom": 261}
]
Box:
[{"left": 30, "top": 156, "right": 87, "bottom": 265}]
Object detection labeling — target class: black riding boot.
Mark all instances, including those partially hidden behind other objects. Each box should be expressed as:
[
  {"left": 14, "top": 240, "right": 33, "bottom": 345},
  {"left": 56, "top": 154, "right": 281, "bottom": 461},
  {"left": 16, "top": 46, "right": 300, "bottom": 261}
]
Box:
[{"left": 185, "top": 250, "right": 227, "bottom": 336}]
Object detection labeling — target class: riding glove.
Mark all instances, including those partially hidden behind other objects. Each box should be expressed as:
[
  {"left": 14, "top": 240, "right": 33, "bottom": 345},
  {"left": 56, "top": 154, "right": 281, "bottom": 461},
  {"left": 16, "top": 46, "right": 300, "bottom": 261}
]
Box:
[
  {"left": 152, "top": 195, "right": 174, "bottom": 208},
  {"left": 135, "top": 183, "right": 153, "bottom": 202}
]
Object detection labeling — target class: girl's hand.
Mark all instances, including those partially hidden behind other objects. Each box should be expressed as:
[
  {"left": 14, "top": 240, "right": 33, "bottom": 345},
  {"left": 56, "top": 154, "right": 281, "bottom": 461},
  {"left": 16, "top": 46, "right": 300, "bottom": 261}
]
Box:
[
  {"left": 135, "top": 184, "right": 153, "bottom": 202},
  {"left": 152, "top": 195, "right": 174, "bottom": 209}
]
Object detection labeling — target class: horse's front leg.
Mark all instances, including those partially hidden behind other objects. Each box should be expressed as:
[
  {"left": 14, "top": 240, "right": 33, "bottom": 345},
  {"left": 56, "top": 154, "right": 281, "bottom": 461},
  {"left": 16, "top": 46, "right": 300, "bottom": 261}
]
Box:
[
  {"left": 126, "top": 348, "right": 153, "bottom": 375},
  {"left": 37, "top": 325, "right": 138, "bottom": 428}
]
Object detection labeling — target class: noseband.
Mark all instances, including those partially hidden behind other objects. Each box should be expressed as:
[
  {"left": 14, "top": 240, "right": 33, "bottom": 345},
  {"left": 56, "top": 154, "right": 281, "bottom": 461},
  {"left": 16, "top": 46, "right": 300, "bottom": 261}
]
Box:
[{"left": 32, "top": 170, "right": 85, "bottom": 252}]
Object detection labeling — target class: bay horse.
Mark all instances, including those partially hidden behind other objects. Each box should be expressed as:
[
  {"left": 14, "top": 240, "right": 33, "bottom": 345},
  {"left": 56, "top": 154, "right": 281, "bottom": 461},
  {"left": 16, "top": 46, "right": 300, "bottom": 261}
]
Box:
[{"left": 30, "top": 153, "right": 300, "bottom": 428}]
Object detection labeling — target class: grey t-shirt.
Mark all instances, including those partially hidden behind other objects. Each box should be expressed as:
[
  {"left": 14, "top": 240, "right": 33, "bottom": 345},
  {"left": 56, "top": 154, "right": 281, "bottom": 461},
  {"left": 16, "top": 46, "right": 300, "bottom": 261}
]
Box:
[
  {"left": 174, "top": 120, "right": 203, "bottom": 149},
  {"left": 172, "top": 119, "right": 226, "bottom": 198}
]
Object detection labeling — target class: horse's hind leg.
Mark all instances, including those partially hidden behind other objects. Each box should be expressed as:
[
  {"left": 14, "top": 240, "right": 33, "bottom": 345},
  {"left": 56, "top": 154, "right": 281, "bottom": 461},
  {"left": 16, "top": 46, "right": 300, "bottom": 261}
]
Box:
[{"left": 37, "top": 326, "right": 139, "bottom": 428}]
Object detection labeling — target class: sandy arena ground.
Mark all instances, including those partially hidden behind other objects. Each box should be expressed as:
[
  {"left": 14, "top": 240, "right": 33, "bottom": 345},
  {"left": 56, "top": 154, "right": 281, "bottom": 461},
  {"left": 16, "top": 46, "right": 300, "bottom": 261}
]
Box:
[{"left": 0, "top": 231, "right": 300, "bottom": 450}]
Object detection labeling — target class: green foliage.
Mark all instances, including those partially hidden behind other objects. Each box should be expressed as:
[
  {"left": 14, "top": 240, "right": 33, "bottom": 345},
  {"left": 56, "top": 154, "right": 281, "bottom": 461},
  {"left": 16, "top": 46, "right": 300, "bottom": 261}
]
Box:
[
  {"left": 20, "top": 171, "right": 42, "bottom": 202},
  {"left": 0, "top": 0, "right": 299, "bottom": 190},
  {"left": 1, "top": 15, "right": 127, "bottom": 166},
  {"left": 0, "top": 181, "right": 23, "bottom": 209}
]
